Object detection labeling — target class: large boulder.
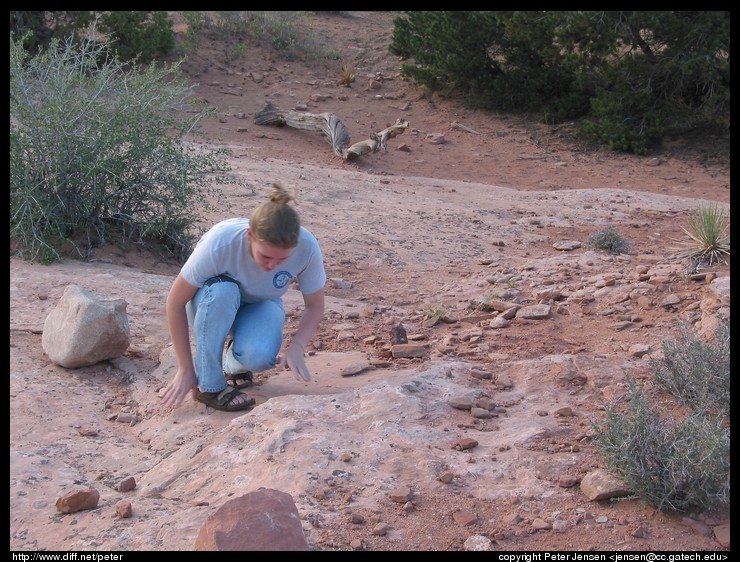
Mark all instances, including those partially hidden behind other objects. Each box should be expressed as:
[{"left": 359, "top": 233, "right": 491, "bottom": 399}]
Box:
[
  {"left": 194, "top": 488, "right": 309, "bottom": 551},
  {"left": 42, "top": 284, "right": 130, "bottom": 368}
]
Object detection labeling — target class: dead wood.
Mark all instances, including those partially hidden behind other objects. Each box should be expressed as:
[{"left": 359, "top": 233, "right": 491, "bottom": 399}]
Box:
[
  {"left": 452, "top": 121, "right": 482, "bottom": 135},
  {"left": 254, "top": 101, "right": 408, "bottom": 161}
]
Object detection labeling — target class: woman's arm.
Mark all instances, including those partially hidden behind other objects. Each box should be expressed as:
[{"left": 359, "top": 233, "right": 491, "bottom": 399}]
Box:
[
  {"left": 279, "top": 287, "right": 325, "bottom": 381},
  {"left": 160, "top": 274, "right": 200, "bottom": 407}
]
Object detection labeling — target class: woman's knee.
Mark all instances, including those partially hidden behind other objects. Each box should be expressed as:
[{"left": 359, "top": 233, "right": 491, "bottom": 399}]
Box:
[
  {"left": 232, "top": 341, "right": 278, "bottom": 372},
  {"left": 196, "top": 280, "right": 240, "bottom": 312},
  {"left": 208, "top": 279, "right": 241, "bottom": 303}
]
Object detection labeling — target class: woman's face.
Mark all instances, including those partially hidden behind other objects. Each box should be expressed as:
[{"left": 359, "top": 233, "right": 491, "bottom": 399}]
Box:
[{"left": 247, "top": 229, "right": 293, "bottom": 272}]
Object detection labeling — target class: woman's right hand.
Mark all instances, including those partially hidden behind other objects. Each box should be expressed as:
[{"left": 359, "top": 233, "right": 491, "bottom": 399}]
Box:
[
  {"left": 160, "top": 368, "right": 198, "bottom": 408},
  {"left": 278, "top": 341, "right": 312, "bottom": 382},
  {"left": 163, "top": 274, "right": 200, "bottom": 408}
]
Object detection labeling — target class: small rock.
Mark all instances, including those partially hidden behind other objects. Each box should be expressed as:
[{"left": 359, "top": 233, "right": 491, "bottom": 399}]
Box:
[
  {"left": 390, "top": 323, "right": 408, "bottom": 344},
  {"left": 116, "top": 476, "right": 136, "bottom": 492},
  {"left": 115, "top": 500, "right": 133, "bottom": 518},
  {"left": 448, "top": 396, "right": 474, "bottom": 410},
  {"left": 438, "top": 471, "right": 454, "bottom": 484},
  {"left": 389, "top": 486, "right": 413, "bottom": 503},
  {"left": 464, "top": 535, "right": 494, "bottom": 551},
  {"left": 454, "top": 437, "right": 479, "bottom": 451},
  {"left": 372, "top": 523, "right": 391, "bottom": 536},
  {"left": 56, "top": 486, "right": 100, "bottom": 513},
  {"left": 452, "top": 510, "right": 478, "bottom": 526}
]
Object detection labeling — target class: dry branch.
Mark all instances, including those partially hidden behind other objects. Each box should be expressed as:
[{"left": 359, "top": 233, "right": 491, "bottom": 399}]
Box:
[
  {"left": 452, "top": 121, "right": 482, "bottom": 135},
  {"left": 254, "top": 101, "right": 408, "bottom": 162}
]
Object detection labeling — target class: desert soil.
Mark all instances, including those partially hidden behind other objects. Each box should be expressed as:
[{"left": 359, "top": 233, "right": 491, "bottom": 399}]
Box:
[{"left": 10, "top": 12, "right": 730, "bottom": 552}]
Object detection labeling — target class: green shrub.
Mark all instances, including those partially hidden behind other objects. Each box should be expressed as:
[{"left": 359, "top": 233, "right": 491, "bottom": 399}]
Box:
[
  {"left": 593, "top": 383, "right": 730, "bottom": 512},
  {"left": 10, "top": 33, "right": 237, "bottom": 263},
  {"left": 586, "top": 226, "right": 631, "bottom": 254},
  {"left": 649, "top": 319, "right": 730, "bottom": 418},
  {"left": 10, "top": 11, "right": 175, "bottom": 66},
  {"left": 592, "top": 318, "right": 731, "bottom": 513},
  {"left": 9, "top": 11, "right": 95, "bottom": 53},
  {"left": 577, "top": 84, "right": 659, "bottom": 155},
  {"left": 181, "top": 11, "right": 213, "bottom": 32},
  {"left": 389, "top": 11, "right": 730, "bottom": 154},
  {"left": 99, "top": 11, "right": 175, "bottom": 65}
]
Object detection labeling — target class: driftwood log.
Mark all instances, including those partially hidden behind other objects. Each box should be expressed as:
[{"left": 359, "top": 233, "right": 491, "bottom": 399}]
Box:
[{"left": 254, "top": 101, "right": 409, "bottom": 162}]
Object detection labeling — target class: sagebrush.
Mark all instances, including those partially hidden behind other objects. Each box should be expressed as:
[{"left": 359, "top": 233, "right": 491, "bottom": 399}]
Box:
[
  {"left": 10, "top": 33, "right": 238, "bottom": 263},
  {"left": 592, "top": 320, "right": 730, "bottom": 512},
  {"left": 649, "top": 319, "right": 730, "bottom": 418}
]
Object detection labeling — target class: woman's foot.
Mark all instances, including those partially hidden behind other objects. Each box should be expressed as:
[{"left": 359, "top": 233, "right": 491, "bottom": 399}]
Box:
[
  {"left": 225, "top": 371, "right": 253, "bottom": 389},
  {"left": 223, "top": 339, "right": 254, "bottom": 389},
  {"left": 195, "top": 387, "right": 255, "bottom": 411}
]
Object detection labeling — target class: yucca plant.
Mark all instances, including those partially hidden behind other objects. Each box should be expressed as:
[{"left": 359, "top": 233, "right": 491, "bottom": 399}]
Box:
[{"left": 671, "top": 204, "right": 730, "bottom": 269}]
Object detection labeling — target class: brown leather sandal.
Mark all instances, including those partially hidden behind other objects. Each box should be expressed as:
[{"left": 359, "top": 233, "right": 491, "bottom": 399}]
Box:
[
  {"left": 225, "top": 371, "right": 253, "bottom": 389},
  {"left": 223, "top": 339, "right": 254, "bottom": 389},
  {"left": 195, "top": 387, "right": 255, "bottom": 412}
]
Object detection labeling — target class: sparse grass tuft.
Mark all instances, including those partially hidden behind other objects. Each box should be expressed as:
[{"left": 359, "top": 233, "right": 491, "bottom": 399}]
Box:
[
  {"left": 586, "top": 226, "right": 631, "bottom": 254},
  {"left": 505, "top": 277, "right": 518, "bottom": 289},
  {"left": 181, "top": 11, "right": 337, "bottom": 64},
  {"left": 340, "top": 61, "right": 355, "bottom": 87},
  {"left": 426, "top": 305, "right": 448, "bottom": 318},
  {"left": 483, "top": 291, "right": 500, "bottom": 307}
]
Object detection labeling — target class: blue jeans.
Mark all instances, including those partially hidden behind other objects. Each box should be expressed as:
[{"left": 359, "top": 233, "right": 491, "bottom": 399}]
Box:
[{"left": 186, "top": 277, "right": 285, "bottom": 393}]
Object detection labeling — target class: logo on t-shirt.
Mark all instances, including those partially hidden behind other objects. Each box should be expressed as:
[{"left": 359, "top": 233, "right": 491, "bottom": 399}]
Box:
[{"left": 273, "top": 270, "right": 293, "bottom": 289}]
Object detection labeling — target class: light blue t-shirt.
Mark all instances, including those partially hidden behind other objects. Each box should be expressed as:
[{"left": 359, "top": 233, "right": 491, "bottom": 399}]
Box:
[{"left": 180, "top": 218, "right": 327, "bottom": 302}]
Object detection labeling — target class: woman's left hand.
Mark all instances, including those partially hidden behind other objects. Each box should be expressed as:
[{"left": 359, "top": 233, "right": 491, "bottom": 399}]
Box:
[{"left": 278, "top": 341, "right": 312, "bottom": 382}]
